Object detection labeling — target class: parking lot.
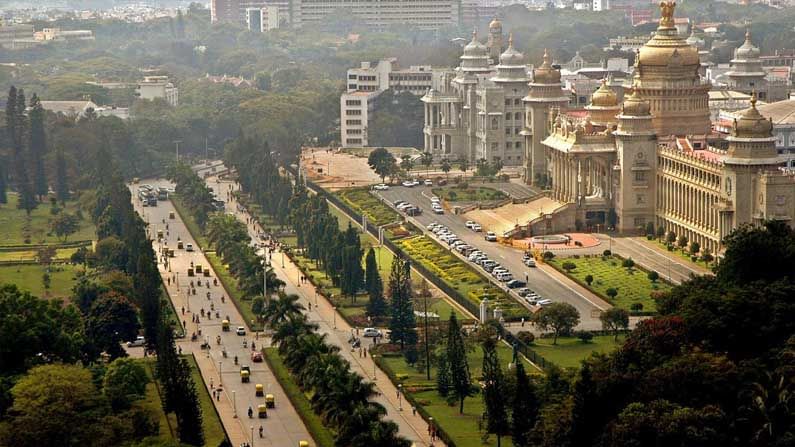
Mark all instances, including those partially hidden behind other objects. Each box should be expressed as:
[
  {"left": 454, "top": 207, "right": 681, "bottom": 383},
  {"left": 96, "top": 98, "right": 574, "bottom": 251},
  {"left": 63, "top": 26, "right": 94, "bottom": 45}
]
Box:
[{"left": 373, "top": 184, "right": 609, "bottom": 329}]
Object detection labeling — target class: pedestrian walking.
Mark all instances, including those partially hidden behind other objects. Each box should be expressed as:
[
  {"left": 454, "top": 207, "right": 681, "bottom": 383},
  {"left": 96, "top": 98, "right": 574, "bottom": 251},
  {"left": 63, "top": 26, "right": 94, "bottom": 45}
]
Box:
[
  {"left": 412, "top": 406, "right": 416, "bottom": 416},
  {"left": 181, "top": 306, "right": 185, "bottom": 315}
]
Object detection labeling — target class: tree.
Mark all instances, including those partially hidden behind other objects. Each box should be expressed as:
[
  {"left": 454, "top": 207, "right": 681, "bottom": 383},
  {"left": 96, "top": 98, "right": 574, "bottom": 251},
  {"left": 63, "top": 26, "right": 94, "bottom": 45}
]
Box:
[
  {"left": 689, "top": 241, "right": 700, "bottom": 256},
  {"left": 482, "top": 338, "right": 509, "bottom": 446},
  {"left": 367, "top": 148, "right": 397, "bottom": 183},
  {"left": 621, "top": 258, "right": 635, "bottom": 270},
  {"left": 511, "top": 361, "right": 538, "bottom": 447},
  {"left": 55, "top": 145, "right": 69, "bottom": 204},
  {"left": 606, "top": 287, "right": 618, "bottom": 300},
  {"left": 647, "top": 270, "right": 659, "bottom": 283},
  {"left": 436, "top": 350, "right": 451, "bottom": 397},
  {"left": 103, "top": 357, "right": 149, "bottom": 410},
  {"left": 365, "top": 248, "right": 387, "bottom": 318},
  {"left": 562, "top": 261, "right": 576, "bottom": 272},
  {"left": 420, "top": 151, "right": 433, "bottom": 175},
  {"left": 585, "top": 274, "right": 594, "bottom": 286},
  {"left": 656, "top": 225, "right": 666, "bottom": 241},
  {"left": 28, "top": 94, "right": 48, "bottom": 200},
  {"left": 532, "top": 302, "right": 580, "bottom": 344},
  {"left": 645, "top": 221, "right": 655, "bottom": 236},
  {"left": 446, "top": 312, "right": 472, "bottom": 414},
  {"left": 174, "top": 357, "right": 204, "bottom": 446},
  {"left": 677, "top": 235, "right": 688, "bottom": 251},
  {"left": 400, "top": 154, "right": 414, "bottom": 173},
  {"left": 0, "top": 364, "right": 109, "bottom": 447},
  {"left": 459, "top": 158, "right": 470, "bottom": 174},
  {"left": 50, "top": 212, "right": 80, "bottom": 242},
  {"left": 666, "top": 230, "right": 677, "bottom": 246},
  {"left": 700, "top": 248, "right": 714, "bottom": 265},
  {"left": 0, "top": 158, "right": 7, "bottom": 204},
  {"left": 255, "top": 71, "right": 271, "bottom": 91},
  {"left": 86, "top": 292, "right": 141, "bottom": 359},
  {"left": 388, "top": 255, "right": 417, "bottom": 354},
  {"left": 441, "top": 158, "right": 452, "bottom": 180},
  {"left": 599, "top": 307, "right": 629, "bottom": 341}
]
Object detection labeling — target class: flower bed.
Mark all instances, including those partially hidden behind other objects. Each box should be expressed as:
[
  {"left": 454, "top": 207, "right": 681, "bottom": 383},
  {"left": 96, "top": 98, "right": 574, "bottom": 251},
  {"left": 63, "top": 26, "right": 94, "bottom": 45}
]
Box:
[{"left": 335, "top": 188, "right": 400, "bottom": 227}]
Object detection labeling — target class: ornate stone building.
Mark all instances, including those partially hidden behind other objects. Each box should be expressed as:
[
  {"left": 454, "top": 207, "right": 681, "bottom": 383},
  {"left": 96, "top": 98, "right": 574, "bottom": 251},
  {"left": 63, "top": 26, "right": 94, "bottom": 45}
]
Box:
[
  {"left": 725, "top": 28, "right": 789, "bottom": 102},
  {"left": 535, "top": 2, "right": 795, "bottom": 254}
]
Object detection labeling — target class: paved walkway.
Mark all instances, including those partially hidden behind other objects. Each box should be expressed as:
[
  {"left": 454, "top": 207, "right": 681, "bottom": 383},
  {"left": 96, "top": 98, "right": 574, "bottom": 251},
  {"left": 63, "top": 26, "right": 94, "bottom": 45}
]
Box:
[
  {"left": 207, "top": 175, "right": 439, "bottom": 447},
  {"left": 131, "top": 180, "right": 313, "bottom": 447}
]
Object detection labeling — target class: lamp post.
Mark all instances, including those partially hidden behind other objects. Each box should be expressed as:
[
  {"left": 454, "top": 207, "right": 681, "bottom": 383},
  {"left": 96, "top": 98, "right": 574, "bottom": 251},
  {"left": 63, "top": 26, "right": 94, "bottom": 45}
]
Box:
[
  {"left": 281, "top": 250, "right": 285, "bottom": 269},
  {"left": 250, "top": 426, "right": 254, "bottom": 445},
  {"left": 219, "top": 360, "right": 222, "bottom": 383},
  {"left": 232, "top": 390, "right": 237, "bottom": 418},
  {"left": 398, "top": 384, "right": 403, "bottom": 411},
  {"left": 372, "top": 354, "right": 378, "bottom": 380},
  {"left": 332, "top": 307, "right": 337, "bottom": 329},
  {"left": 176, "top": 272, "right": 180, "bottom": 291}
]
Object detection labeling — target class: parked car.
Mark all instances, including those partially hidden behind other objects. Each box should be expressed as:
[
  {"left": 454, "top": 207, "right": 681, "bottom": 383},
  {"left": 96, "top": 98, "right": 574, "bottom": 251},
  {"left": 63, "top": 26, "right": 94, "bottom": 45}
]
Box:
[
  {"left": 424, "top": 179, "right": 433, "bottom": 186},
  {"left": 374, "top": 184, "right": 390, "bottom": 190},
  {"left": 506, "top": 279, "right": 527, "bottom": 289},
  {"left": 465, "top": 220, "right": 475, "bottom": 229},
  {"left": 402, "top": 180, "right": 415, "bottom": 187},
  {"left": 427, "top": 222, "right": 439, "bottom": 230},
  {"left": 496, "top": 272, "right": 514, "bottom": 282},
  {"left": 517, "top": 288, "right": 531, "bottom": 297},
  {"left": 406, "top": 207, "right": 422, "bottom": 216},
  {"left": 394, "top": 200, "right": 406, "bottom": 207},
  {"left": 363, "top": 327, "right": 382, "bottom": 338},
  {"left": 127, "top": 336, "right": 145, "bottom": 347},
  {"left": 537, "top": 299, "right": 553, "bottom": 306},
  {"left": 485, "top": 231, "right": 497, "bottom": 242},
  {"left": 433, "top": 206, "right": 444, "bottom": 215}
]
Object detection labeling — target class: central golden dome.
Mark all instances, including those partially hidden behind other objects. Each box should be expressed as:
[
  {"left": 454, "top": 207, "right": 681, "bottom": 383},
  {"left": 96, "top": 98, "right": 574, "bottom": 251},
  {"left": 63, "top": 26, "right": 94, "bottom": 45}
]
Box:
[{"left": 637, "top": 1, "right": 700, "bottom": 68}]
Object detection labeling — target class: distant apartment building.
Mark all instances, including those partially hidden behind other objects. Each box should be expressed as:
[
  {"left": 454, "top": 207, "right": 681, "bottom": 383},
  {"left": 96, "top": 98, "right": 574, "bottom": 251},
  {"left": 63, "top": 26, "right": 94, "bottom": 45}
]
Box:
[
  {"left": 213, "top": 0, "right": 289, "bottom": 26},
  {"left": 605, "top": 35, "right": 649, "bottom": 52},
  {"left": 291, "top": 0, "right": 460, "bottom": 30},
  {"left": 0, "top": 22, "right": 36, "bottom": 49},
  {"left": 341, "top": 59, "right": 445, "bottom": 147},
  {"left": 592, "top": 0, "right": 609, "bottom": 11},
  {"left": 211, "top": 0, "right": 240, "bottom": 23},
  {"left": 246, "top": 6, "right": 280, "bottom": 31},
  {"left": 135, "top": 76, "right": 179, "bottom": 107},
  {"left": 35, "top": 28, "right": 94, "bottom": 42}
]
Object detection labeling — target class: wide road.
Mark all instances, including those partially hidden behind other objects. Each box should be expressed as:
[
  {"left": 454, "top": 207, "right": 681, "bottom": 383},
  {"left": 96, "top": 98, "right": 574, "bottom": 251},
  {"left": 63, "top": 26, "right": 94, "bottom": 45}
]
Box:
[
  {"left": 205, "top": 174, "right": 437, "bottom": 447},
  {"left": 373, "top": 185, "right": 609, "bottom": 330},
  {"left": 130, "top": 180, "right": 313, "bottom": 447}
]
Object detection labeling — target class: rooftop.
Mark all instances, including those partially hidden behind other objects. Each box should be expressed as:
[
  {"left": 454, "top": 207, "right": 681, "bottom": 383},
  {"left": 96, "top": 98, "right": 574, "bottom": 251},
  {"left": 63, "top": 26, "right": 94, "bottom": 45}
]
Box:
[{"left": 754, "top": 99, "right": 795, "bottom": 125}]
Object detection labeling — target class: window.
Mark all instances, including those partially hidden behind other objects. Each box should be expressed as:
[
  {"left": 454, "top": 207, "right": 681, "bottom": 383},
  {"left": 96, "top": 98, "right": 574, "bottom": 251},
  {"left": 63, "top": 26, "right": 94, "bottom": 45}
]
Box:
[
  {"left": 346, "top": 119, "right": 361, "bottom": 125},
  {"left": 505, "top": 127, "right": 511, "bottom": 135},
  {"left": 347, "top": 129, "right": 362, "bottom": 135},
  {"left": 348, "top": 74, "right": 357, "bottom": 80},
  {"left": 634, "top": 171, "right": 647, "bottom": 182},
  {"left": 514, "top": 98, "right": 522, "bottom": 106},
  {"left": 515, "top": 142, "right": 522, "bottom": 149},
  {"left": 506, "top": 142, "right": 512, "bottom": 150},
  {"left": 636, "top": 194, "right": 645, "bottom": 205},
  {"left": 348, "top": 84, "right": 357, "bottom": 90},
  {"left": 515, "top": 112, "right": 522, "bottom": 121},
  {"left": 345, "top": 100, "right": 361, "bottom": 106},
  {"left": 491, "top": 117, "right": 499, "bottom": 130},
  {"left": 491, "top": 143, "right": 499, "bottom": 151},
  {"left": 505, "top": 112, "right": 511, "bottom": 120},
  {"left": 505, "top": 99, "right": 511, "bottom": 106},
  {"left": 633, "top": 217, "right": 645, "bottom": 227},
  {"left": 346, "top": 109, "right": 362, "bottom": 116}
]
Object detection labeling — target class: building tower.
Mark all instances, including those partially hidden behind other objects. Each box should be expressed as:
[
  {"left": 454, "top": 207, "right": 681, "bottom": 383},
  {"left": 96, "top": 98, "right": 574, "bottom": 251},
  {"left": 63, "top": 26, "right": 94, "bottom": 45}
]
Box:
[
  {"left": 523, "top": 49, "right": 569, "bottom": 185},
  {"left": 487, "top": 17, "right": 504, "bottom": 62},
  {"left": 720, "top": 93, "right": 783, "bottom": 231},
  {"left": 585, "top": 79, "right": 620, "bottom": 127},
  {"left": 726, "top": 27, "right": 769, "bottom": 100},
  {"left": 489, "top": 34, "right": 531, "bottom": 166},
  {"left": 613, "top": 84, "right": 657, "bottom": 232},
  {"left": 635, "top": 1, "right": 711, "bottom": 137}
]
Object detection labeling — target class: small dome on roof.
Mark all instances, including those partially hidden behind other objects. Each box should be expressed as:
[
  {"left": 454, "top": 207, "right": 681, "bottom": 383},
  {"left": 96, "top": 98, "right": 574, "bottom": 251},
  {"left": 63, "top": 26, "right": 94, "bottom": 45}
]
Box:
[
  {"left": 499, "top": 34, "right": 524, "bottom": 66},
  {"left": 463, "top": 29, "right": 488, "bottom": 57},
  {"left": 734, "top": 28, "right": 761, "bottom": 60},
  {"left": 590, "top": 80, "right": 618, "bottom": 108},
  {"left": 621, "top": 87, "right": 651, "bottom": 117},
  {"left": 489, "top": 17, "right": 502, "bottom": 31},
  {"left": 733, "top": 93, "right": 773, "bottom": 138},
  {"left": 533, "top": 49, "right": 561, "bottom": 84}
]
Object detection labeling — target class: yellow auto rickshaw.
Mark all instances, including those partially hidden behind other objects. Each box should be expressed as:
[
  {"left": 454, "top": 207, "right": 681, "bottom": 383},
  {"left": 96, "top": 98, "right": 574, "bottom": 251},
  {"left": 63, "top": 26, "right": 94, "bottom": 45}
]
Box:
[
  {"left": 257, "top": 404, "right": 267, "bottom": 419},
  {"left": 265, "top": 394, "right": 275, "bottom": 408},
  {"left": 203, "top": 269, "right": 211, "bottom": 277},
  {"left": 169, "top": 211, "right": 175, "bottom": 219},
  {"left": 222, "top": 320, "right": 230, "bottom": 331},
  {"left": 168, "top": 249, "right": 175, "bottom": 258},
  {"left": 255, "top": 384, "right": 264, "bottom": 397},
  {"left": 177, "top": 241, "right": 184, "bottom": 249},
  {"left": 195, "top": 264, "right": 203, "bottom": 273},
  {"left": 240, "top": 366, "right": 250, "bottom": 383},
  {"left": 187, "top": 268, "right": 194, "bottom": 277},
  {"left": 299, "top": 441, "right": 309, "bottom": 447}
]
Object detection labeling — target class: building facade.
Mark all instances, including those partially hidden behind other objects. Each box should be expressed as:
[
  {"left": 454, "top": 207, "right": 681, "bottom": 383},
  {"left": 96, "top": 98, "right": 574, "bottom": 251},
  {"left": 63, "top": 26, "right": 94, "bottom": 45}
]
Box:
[
  {"left": 341, "top": 59, "right": 445, "bottom": 148},
  {"left": 725, "top": 28, "right": 789, "bottom": 102},
  {"left": 291, "top": 0, "right": 460, "bottom": 30},
  {"left": 135, "top": 76, "right": 179, "bottom": 107}
]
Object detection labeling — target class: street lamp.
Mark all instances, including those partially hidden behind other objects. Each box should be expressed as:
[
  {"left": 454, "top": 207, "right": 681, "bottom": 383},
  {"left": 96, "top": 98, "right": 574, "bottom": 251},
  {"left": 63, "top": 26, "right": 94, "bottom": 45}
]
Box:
[
  {"left": 281, "top": 250, "right": 285, "bottom": 269},
  {"left": 176, "top": 272, "right": 180, "bottom": 291},
  {"left": 372, "top": 354, "right": 378, "bottom": 380},
  {"left": 398, "top": 384, "right": 403, "bottom": 411},
  {"left": 219, "top": 360, "right": 222, "bottom": 383},
  {"left": 232, "top": 390, "right": 237, "bottom": 418},
  {"left": 250, "top": 426, "right": 254, "bottom": 445},
  {"left": 332, "top": 307, "right": 337, "bottom": 329},
  {"left": 261, "top": 259, "right": 269, "bottom": 304}
]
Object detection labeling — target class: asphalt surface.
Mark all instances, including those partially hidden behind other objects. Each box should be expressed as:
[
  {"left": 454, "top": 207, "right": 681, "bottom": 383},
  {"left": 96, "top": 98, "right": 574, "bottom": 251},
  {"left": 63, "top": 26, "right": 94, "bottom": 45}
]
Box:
[
  {"left": 374, "top": 185, "right": 608, "bottom": 329},
  {"left": 130, "top": 179, "right": 313, "bottom": 447}
]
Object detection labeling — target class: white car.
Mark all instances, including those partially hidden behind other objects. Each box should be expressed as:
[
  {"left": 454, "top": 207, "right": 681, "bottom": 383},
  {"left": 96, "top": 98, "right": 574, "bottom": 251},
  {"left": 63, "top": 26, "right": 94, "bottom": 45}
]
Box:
[
  {"left": 485, "top": 231, "right": 497, "bottom": 242},
  {"left": 397, "top": 203, "right": 414, "bottom": 211},
  {"left": 433, "top": 207, "right": 444, "bottom": 215},
  {"left": 430, "top": 196, "right": 440, "bottom": 203},
  {"left": 471, "top": 224, "right": 482, "bottom": 232},
  {"left": 402, "top": 180, "right": 415, "bottom": 187},
  {"left": 186, "top": 243, "right": 194, "bottom": 252},
  {"left": 465, "top": 221, "right": 475, "bottom": 229},
  {"left": 524, "top": 258, "right": 537, "bottom": 267},
  {"left": 424, "top": 179, "right": 433, "bottom": 186},
  {"left": 537, "top": 299, "right": 553, "bottom": 306},
  {"left": 127, "top": 336, "right": 145, "bottom": 347},
  {"left": 374, "top": 184, "right": 390, "bottom": 190},
  {"left": 363, "top": 327, "right": 382, "bottom": 338},
  {"left": 427, "top": 222, "right": 439, "bottom": 230},
  {"left": 236, "top": 326, "right": 246, "bottom": 336}
]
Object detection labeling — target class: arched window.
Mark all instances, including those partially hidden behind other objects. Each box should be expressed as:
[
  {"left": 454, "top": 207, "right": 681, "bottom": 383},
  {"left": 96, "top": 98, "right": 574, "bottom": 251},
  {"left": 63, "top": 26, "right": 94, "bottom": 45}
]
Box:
[{"left": 491, "top": 117, "right": 499, "bottom": 130}]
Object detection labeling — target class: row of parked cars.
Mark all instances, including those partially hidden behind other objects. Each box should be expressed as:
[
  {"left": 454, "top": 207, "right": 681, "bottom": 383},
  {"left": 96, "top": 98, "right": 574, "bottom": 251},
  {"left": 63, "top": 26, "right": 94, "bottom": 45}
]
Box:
[
  {"left": 430, "top": 196, "right": 444, "bottom": 215},
  {"left": 393, "top": 200, "right": 422, "bottom": 216}
]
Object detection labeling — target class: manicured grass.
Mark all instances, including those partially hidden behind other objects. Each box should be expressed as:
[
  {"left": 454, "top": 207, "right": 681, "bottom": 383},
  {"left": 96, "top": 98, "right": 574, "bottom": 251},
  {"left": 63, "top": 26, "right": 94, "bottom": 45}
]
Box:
[
  {"left": 0, "top": 247, "right": 78, "bottom": 262},
  {"left": 170, "top": 195, "right": 210, "bottom": 250},
  {"left": 548, "top": 255, "right": 668, "bottom": 312},
  {"left": 185, "top": 354, "right": 228, "bottom": 446},
  {"left": 529, "top": 335, "right": 622, "bottom": 369},
  {"left": 379, "top": 341, "right": 531, "bottom": 447},
  {"left": 432, "top": 186, "right": 506, "bottom": 203},
  {"left": 0, "top": 193, "right": 96, "bottom": 246},
  {"left": 205, "top": 252, "right": 262, "bottom": 331},
  {"left": 138, "top": 357, "right": 227, "bottom": 445},
  {"left": 395, "top": 235, "right": 529, "bottom": 319},
  {"left": 334, "top": 188, "right": 401, "bottom": 227},
  {"left": 0, "top": 263, "right": 86, "bottom": 299},
  {"left": 263, "top": 347, "right": 335, "bottom": 447},
  {"left": 652, "top": 238, "right": 715, "bottom": 270}
]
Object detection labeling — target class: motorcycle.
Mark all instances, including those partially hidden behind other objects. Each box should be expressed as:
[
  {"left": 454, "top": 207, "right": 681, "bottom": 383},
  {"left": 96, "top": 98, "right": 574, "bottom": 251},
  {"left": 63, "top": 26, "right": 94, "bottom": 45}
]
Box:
[
  {"left": 234, "top": 355, "right": 238, "bottom": 365},
  {"left": 222, "top": 349, "right": 228, "bottom": 358}
]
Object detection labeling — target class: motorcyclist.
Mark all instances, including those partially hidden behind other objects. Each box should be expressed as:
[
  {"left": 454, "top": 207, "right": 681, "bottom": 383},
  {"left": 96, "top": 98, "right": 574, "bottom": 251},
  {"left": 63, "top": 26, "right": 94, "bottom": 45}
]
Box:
[
  {"left": 234, "top": 355, "right": 238, "bottom": 365},
  {"left": 248, "top": 406, "right": 253, "bottom": 418}
]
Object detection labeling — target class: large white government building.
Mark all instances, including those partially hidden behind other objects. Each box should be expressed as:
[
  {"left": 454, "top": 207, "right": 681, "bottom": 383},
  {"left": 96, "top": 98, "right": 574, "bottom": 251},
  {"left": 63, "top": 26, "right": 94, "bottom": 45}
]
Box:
[{"left": 422, "top": 2, "right": 795, "bottom": 254}]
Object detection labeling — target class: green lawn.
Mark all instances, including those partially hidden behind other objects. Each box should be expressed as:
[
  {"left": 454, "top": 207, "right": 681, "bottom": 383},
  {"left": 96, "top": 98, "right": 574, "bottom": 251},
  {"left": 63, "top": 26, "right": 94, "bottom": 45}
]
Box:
[
  {"left": 395, "top": 236, "right": 529, "bottom": 319},
  {"left": 0, "top": 247, "right": 78, "bottom": 262},
  {"left": 205, "top": 252, "right": 262, "bottom": 331},
  {"left": 432, "top": 186, "right": 506, "bottom": 203},
  {"left": 263, "top": 348, "right": 335, "bottom": 447},
  {"left": 379, "top": 341, "right": 532, "bottom": 447},
  {"left": 652, "top": 238, "right": 715, "bottom": 270},
  {"left": 0, "top": 192, "right": 96, "bottom": 246},
  {"left": 139, "top": 356, "right": 227, "bottom": 446},
  {"left": 0, "top": 263, "right": 86, "bottom": 299},
  {"left": 548, "top": 255, "right": 669, "bottom": 312},
  {"left": 529, "top": 335, "right": 622, "bottom": 369},
  {"left": 334, "top": 188, "right": 401, "bottom": 227}
]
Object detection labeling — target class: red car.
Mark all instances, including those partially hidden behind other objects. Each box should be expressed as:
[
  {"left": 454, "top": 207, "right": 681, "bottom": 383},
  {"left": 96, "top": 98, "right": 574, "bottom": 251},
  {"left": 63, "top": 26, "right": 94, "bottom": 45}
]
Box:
[{"left": 251, "top": 351, "right": 263, "bottom": 362}]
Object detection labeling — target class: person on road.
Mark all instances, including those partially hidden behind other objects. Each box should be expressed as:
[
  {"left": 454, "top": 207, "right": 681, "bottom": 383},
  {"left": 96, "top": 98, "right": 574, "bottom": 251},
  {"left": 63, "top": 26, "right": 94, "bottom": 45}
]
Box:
[
  {"left": 259, "top": 426, "right": 263, "bottom": 438},
  {"left": 248, "top": 406, "right": 253, "bottom": 418}
]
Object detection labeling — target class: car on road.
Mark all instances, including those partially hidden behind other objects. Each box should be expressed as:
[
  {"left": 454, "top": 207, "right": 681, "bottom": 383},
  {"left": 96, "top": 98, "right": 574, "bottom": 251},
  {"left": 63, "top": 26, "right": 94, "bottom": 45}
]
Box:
[
  {"left": 471, "top": 223, "right": 482, "bottom": 232},
  {"left": 506, "top": 279, "right": 527, "bottom": 289},
  {"left": 251, "top": 351, "right": 263, "bottom": 362},
  {"left": 465, "top": 220, "right": 475, "bottom": 229},
  {"left": 485, "top": 231, "right": 497, "bottom": 242},
  {"left": 401, "top": 180, "right": 420, "bottom": 187},
  {"left": 236, "top": 326, "right": 246, "bottom": 336},
  {"left": 363, "top": 327, "right": 382, "bottom": 338},
  {"left": 406, "top": 206, "right": 422, "bottom": 216},
  {"left": 185, "top": 243, "right": 194, "bottom": 252},
  {"left": 432, "top": 206, "right": 444, "bottom": 215},
  {"left": 393, "top": 200, "right": 407, "bottom": 207},
  {"left": 424, "top": 179, "right": 433, "bottom": 186},
  {"left": 127, "top": 336, "right": 145, "bottom": 347},
  {"left": 524, "top": 258, "right": 537, "bottom": 267},
  {"left": 496, "top": 271, "right": 514, "bottom": 282},
  {"left": 373, "top": 184, "right": 390, "bottom": 190}
]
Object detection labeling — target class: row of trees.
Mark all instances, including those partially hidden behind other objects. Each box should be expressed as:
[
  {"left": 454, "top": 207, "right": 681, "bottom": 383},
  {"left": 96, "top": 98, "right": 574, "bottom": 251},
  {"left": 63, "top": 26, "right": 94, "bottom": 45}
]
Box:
[
  {"left": 167, "top": 163, "right": 216, "bottom": 229},
  {"left": 262, "top": 293, "right": 412, "bottom": 446}
]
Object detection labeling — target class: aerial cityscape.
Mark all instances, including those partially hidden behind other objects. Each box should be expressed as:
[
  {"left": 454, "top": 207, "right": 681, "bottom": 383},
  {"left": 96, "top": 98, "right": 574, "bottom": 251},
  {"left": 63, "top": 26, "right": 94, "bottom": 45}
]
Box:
[{"left": 1, "top": 0, "right": 795, "bottom": 446}]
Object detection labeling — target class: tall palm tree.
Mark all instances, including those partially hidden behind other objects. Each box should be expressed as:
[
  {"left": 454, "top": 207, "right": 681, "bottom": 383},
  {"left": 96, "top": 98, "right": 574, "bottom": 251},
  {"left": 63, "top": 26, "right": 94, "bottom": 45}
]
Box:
[
  {"left": 262, "top": 292, "right": 305, "bottom": 328},
  {"left": 336, "top": 401, "right": 387, "bottom": 446}
]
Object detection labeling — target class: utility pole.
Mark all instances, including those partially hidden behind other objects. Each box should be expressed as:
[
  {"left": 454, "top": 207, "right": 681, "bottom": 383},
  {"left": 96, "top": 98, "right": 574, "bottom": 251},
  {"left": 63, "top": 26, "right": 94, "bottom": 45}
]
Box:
[
  {"left": 174, "top": 140, "right": 182, "bottom": 163},
  {"left": 423, "top": 287, "right": 431, "bottom": 380}
]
